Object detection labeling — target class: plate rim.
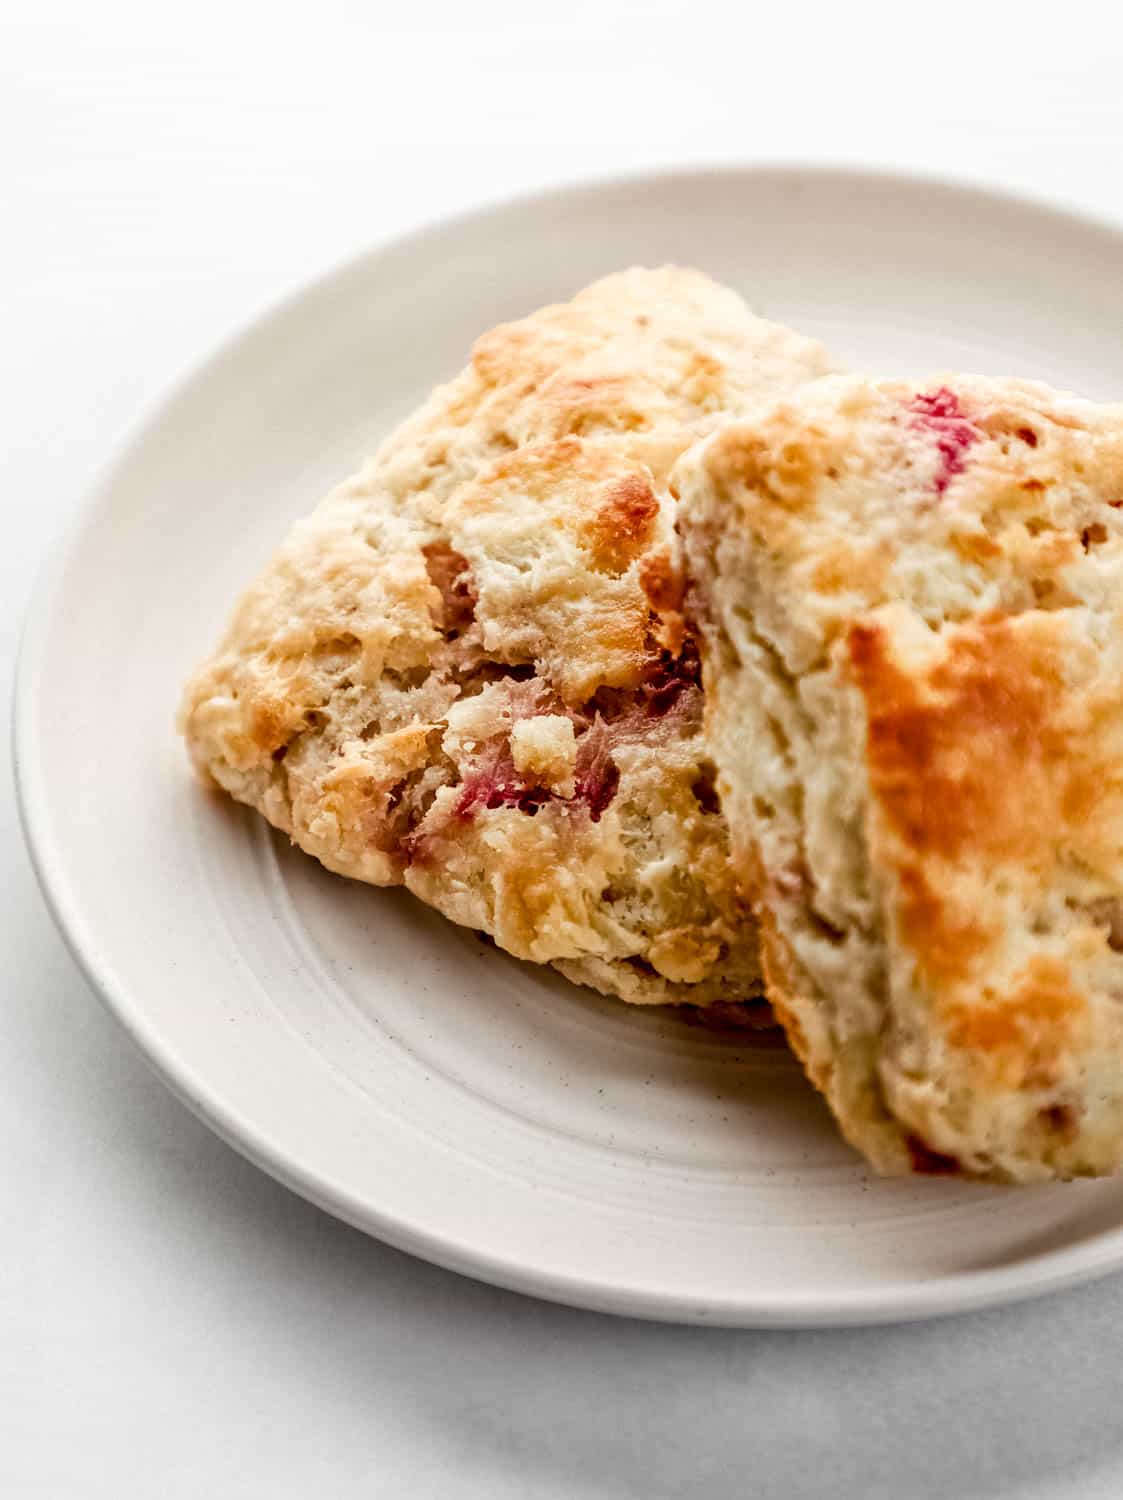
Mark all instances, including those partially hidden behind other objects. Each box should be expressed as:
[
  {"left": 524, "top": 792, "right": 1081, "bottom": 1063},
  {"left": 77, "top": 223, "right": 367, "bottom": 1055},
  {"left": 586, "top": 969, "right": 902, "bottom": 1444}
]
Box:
[{"left": 18, "top": 160, "right": 1123, "bottom": 1328}]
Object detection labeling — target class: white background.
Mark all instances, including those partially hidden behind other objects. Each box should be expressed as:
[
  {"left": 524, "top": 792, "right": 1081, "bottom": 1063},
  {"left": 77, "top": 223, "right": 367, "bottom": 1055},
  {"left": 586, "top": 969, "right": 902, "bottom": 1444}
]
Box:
[{"left": 6, "top": 4, "right": 1123, "bottom": 1495}]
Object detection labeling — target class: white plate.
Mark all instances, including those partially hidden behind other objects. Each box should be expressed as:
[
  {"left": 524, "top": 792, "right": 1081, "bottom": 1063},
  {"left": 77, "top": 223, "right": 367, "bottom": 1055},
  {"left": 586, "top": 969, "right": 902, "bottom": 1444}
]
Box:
[{"left": 18, "top": 166, "right": 1123, "bottom": 1328}]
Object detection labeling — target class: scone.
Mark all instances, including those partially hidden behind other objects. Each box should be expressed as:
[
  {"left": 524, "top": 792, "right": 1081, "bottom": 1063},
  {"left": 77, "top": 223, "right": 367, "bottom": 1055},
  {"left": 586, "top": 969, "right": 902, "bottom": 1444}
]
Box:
[
  {"left": 677, "top": 373, "right": 1123, "bottom": 1176},
  {"left": 180, "top": 267, "right": 835, "bottom": 1009}
]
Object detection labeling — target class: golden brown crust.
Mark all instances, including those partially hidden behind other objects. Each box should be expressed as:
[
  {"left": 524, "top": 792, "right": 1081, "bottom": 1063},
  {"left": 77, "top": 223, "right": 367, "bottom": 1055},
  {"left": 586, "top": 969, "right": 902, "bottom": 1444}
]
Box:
[
  {"left": 637, "top": 549, "right": 685, "bottom": 615},
  {"left": 583, "top": 474, "right": 660, "bottom": 573},
  {"left": 943, "top": 957, "right": 1086, "bottom": 1091}
]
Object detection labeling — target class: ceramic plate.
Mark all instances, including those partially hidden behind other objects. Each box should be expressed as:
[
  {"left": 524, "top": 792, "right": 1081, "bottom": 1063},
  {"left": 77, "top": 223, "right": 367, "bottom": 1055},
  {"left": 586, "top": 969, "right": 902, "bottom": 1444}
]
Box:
[{"left": 19, "top": 166, "right": 1123, "bottom": 1326}]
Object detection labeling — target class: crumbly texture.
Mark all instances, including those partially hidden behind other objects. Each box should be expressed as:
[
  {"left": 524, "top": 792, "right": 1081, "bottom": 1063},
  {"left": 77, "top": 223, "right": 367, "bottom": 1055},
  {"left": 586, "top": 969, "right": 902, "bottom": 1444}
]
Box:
[
  {"left": 180, "top": 267, "right": 835, "bottom": 1007},
  {"left": 677, "top": 372, "right": 1123, "bottom": 1176}
]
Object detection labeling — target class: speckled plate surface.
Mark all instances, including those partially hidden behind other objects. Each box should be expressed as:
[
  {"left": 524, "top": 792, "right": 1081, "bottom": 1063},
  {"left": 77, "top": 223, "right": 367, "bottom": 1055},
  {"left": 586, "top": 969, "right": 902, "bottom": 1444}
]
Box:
[{"left": 18, "top": 166, "right": 1123, "bottom": 1325}]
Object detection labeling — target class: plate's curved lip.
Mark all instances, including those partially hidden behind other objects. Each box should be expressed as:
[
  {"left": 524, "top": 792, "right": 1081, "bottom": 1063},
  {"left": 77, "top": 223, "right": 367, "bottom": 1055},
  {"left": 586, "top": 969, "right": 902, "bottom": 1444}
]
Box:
[{"left": 16, "top": 160, "right": 1123, "bottom": 1328}]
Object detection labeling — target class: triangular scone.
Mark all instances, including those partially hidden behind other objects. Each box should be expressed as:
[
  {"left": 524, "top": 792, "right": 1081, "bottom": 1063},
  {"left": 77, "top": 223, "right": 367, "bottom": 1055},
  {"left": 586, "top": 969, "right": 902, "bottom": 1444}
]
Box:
[
  {"left": 677, "top": 373, "right": 1123, "bottom": 1176},
  {"left": 180, "top": 268, "right": 835, "bottom": 1008}
]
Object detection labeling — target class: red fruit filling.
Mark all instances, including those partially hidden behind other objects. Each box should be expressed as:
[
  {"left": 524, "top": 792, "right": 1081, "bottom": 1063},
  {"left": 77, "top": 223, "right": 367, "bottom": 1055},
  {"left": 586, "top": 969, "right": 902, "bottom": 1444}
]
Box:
[
  {"left": 909, "top": 387, "right": 978, "bottom": 495},
  {"left": 453, "top": 738, "right": 552, "bottom": 817},
  {"left": 405, "top": 639, "right": 704, "bottom": 861}
]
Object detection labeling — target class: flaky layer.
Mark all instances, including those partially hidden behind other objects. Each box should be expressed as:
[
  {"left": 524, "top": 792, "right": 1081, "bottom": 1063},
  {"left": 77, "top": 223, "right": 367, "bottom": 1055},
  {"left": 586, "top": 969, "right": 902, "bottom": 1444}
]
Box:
[
  {"left": 181, "top": 267, "right": 835, "bottom": 1005},
  {"left": 678, "top": 373, "right": 1123, "bottom": 1176}
]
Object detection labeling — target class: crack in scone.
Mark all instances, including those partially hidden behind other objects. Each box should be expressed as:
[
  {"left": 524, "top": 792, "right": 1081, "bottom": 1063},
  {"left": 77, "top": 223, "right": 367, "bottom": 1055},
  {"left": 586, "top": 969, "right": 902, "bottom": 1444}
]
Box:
[
  {"left": 678, "top": 372, "right": 1123, "bottom": 1177},
  {"left": 180, "top": 267, "right": 837, "bottom": 1010}
]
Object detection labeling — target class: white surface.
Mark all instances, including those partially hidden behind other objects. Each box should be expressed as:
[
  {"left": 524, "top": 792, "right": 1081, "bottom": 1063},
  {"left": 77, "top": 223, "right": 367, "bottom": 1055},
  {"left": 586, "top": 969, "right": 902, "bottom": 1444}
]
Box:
[
  {"left": 8, "top": 2, "right": 1123, "bottom": 1493},
  {"left": 24, "top": 166, "right": 1123, "bottom": 1333}
]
